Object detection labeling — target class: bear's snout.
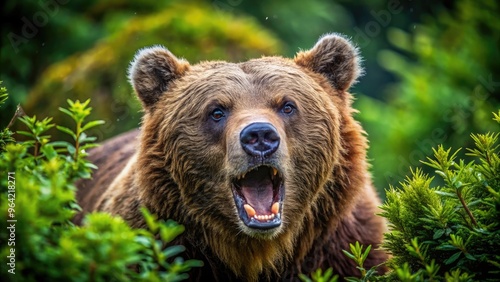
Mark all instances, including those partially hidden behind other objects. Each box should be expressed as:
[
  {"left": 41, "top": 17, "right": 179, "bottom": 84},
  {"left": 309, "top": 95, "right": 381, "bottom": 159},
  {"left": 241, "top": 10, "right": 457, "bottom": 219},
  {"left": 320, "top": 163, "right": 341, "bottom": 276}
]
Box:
[{"left": 240, "top": 122, "right": 280, "bottom": 158}]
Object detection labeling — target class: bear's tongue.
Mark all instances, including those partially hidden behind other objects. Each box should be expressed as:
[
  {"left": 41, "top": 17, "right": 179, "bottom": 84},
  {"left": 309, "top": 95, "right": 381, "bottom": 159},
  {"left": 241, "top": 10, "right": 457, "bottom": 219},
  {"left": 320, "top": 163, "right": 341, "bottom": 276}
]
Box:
[{"left": 239, "top": 169, "right": 273, "bottom": 214}]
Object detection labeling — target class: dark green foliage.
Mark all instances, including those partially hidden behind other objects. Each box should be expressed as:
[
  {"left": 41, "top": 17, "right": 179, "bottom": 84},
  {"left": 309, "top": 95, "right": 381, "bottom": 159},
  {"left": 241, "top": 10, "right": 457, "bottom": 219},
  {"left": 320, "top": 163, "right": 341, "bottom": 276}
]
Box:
[
  {"left": 379, "top": 117, "right": 500, "bottom": 280},
  {"left": 0, "top": 93, "right": 201, "bottom": 281},
  {"left": 376, "top": 112, "right": 500, "bottom": 281},
  {"left": 300, "top": 111, "right": 500, "bottom": 281}
]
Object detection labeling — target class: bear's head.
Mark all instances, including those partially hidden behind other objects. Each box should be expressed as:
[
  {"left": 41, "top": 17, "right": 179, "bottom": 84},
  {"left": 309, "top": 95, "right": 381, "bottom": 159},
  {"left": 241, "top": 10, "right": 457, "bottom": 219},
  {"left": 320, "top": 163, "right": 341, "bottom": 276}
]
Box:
[{"left": 128, "top": 34, "right": 367, "bottom": 278}]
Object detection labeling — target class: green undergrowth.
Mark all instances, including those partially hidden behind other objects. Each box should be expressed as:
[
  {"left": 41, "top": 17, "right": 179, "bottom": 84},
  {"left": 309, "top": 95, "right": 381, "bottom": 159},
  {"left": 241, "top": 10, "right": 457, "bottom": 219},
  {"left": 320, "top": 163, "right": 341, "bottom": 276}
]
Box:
[
  {"left": 0, "top": 84, "right": 202, "bottom": 281},
  {"left": 302, "top": 110, "right": 500, "bottom": 281}
]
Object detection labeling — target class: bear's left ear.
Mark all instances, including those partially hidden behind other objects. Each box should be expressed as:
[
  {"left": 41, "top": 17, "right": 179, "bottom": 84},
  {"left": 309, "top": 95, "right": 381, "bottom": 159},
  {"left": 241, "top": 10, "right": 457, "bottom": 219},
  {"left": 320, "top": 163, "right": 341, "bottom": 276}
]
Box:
[
  {"left": 294, "top": 33, "right": 363, "bottom": 92},
  {"left": 128, "top": 46, "right": 190, "bottom": 110}
]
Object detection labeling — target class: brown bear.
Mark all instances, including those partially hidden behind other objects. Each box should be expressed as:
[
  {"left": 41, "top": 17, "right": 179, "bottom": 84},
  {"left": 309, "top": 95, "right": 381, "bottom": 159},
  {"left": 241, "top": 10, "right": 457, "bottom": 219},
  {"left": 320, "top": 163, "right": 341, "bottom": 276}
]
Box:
[{"left": 75, "top": 33, "right": 388, "bottom": 281}]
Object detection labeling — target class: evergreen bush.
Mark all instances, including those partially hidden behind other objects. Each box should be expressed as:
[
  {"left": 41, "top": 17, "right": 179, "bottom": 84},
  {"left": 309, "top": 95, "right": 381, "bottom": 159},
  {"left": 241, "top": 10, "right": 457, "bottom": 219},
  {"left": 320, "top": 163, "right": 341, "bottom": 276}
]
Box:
[
  {"left": 301, "top": 110, "right": 500, "bottom": 281},
  {"left": 0, "top": 85, "right": 201, "bottom": 281}
]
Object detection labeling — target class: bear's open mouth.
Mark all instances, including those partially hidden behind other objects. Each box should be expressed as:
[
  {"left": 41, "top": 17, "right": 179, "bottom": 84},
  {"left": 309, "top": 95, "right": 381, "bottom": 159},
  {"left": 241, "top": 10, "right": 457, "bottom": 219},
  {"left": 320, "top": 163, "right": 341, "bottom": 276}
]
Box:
[{"left": 232, "top": 165, "right": 284, "bottom": 230}]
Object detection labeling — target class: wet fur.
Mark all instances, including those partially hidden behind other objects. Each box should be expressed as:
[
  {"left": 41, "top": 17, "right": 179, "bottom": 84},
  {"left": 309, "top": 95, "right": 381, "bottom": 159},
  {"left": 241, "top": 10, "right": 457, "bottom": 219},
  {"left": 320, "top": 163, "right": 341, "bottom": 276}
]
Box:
[{"left": 76, "top": 33, "right": 388, "bottom": 281}]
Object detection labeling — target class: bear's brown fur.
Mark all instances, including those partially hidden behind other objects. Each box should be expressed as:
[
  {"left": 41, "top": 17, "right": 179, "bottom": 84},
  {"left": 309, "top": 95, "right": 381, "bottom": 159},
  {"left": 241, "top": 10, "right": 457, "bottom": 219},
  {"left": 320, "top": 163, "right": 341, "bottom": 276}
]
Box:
[{"left": 76, "top": 33, "right": 388, "bottom": 281}]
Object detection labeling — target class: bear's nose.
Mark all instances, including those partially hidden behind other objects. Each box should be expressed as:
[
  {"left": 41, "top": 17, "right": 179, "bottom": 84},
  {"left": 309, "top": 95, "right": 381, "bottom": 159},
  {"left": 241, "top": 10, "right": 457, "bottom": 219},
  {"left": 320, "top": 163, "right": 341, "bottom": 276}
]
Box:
[{"left": 240, "top": 122, "right": 280, "bottom": 158}]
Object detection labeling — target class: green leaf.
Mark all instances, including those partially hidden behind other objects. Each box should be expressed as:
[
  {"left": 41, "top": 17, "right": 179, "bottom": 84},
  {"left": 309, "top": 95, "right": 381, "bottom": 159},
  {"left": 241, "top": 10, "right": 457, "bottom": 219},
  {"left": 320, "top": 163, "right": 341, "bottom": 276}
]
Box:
[
  {"left": 17, "top": 130, "right": 35, "bottom": 138},
  {"left": 361, "top": 244, "right": 372, "bottom": 263},
  {"left": 444, "top": 252, "right": 461, "bottom": 265},
  {"left": 436, "top": 244, "right": 457, "bottom": 251},
  {"left": 159, "top": 222, "right": 185, "bottom": 243},
  {"left": 298, "top": 274, "right": 312, "bottom": 282},
  {"left": 464, "top": 253, "right": 476, "bottom": 261},
  {"left": 81, "top": 120, "right": 105, "bottom": 132},
  {"left": 85, "top": 162, "right": 98, "bottom": 169},
  {"left": 435, "top": 191, "right": 457, "bottom": 198},
  {"left": 342, "top": 249, "right": 356, "bottom": 260},
  {"left": 57, "top": 125, "right": 77, "bottom": 140},
  {"left": 135, "top": 236, "right": 152, "bottom": 248},
  {"left": 18, "top": 115, "right": 35, "bottom": 128},
  {"left": 433, "top": 229, "right": 445, "bottom": 239},
  {"left": 445, "top": 228, "right": 452, "bottom": 235},
  {"left": 364, "top": 267, "right": 378, "bottom": 278},
  {"left": 435, "top": 170, "right": 447, "bottom": 179},
  {"left": 50, "top": 141, "right": 73, "bottom": 148},
  {"left": 163, "top": 245, "right": 186, "bottom": 259},
  {"left": 78, "top": 132, "right": 88, "bottom": 143},
  {"left": 184, "top": 259, "right": 203, "bottom": 268},
  {"left": 81, "top": 143, "right": 99, "bottom": 150},
  {"left": 78, "top": 134, "right": 97, "bottom": 144},
  {"left": 40, "top": 144, "right": 58, "bottom": 160},
  {"left": 69, "top": 201, "right": 82, "bottom": 211},
  {"left": 67, "top": 144, "right": 76, "bottom": 155},
  {"left": 59, "top": 107, "right": 74, "bottom": 118},
  {"left": 141, "top": 208, "right": 159, "bottom": 233},
  {"left": 76, "top": 170, "right": 91, "bottom": 179}
]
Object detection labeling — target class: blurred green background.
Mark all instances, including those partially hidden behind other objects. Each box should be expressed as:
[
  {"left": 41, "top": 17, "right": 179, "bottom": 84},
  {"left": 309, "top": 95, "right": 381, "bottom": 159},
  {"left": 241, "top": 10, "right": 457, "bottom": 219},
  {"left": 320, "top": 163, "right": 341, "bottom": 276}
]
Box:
[{"left": 1, "top": 0, "right": 499, "bottom": 195}]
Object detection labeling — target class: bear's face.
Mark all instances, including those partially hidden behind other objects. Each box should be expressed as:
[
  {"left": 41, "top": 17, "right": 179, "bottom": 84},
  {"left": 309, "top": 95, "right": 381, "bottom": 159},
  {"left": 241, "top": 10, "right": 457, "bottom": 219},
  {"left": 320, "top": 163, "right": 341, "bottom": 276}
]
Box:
[{"left": 128, "top": 34, "right": 361, "bottom": 239}]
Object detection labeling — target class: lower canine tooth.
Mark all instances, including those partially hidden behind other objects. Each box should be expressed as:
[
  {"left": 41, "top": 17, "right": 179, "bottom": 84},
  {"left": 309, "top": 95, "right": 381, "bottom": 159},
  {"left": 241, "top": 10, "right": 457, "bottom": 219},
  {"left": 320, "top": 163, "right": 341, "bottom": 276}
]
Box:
[
  {"left": 272, "top": 202, "right": 280, "bottom": 214},
  {"left": 244, "top": 204, "right": 256, "bottom": 217}
]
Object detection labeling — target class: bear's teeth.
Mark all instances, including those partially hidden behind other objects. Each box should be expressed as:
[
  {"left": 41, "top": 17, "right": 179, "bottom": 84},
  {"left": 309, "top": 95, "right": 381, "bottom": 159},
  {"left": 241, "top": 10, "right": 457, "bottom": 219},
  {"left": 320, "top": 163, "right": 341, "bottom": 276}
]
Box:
[
  {"left": 271, "top": 202, "right": 280, "bottom": 215},
  {"left": 237, "top": 172, "right": 246, "bottom": 181},
  {"left": 244, "top": 203, "right": 280, "bottom": 221},
  {"left": 272, "top": 168, "right": 278, "bottom": 176},
  {"left": 244, "top": 204, "right": 256, "bottom": 217},
  {"left": 253, "top": 214, "right": 275, "bottom": 221}
]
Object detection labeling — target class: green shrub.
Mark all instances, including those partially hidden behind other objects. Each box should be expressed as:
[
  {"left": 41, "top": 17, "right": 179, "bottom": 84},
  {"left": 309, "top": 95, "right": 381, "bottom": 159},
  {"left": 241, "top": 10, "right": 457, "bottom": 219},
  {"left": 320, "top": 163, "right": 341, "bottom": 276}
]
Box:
[
  {"left": 301, "top": 111, "right": 500, "bottom": 281},
  {"left": 378, "top": 112, "right": 500, "bottom": 281},
  {"left": 0, "top": 90, "right": 201, "bottom": 281}
]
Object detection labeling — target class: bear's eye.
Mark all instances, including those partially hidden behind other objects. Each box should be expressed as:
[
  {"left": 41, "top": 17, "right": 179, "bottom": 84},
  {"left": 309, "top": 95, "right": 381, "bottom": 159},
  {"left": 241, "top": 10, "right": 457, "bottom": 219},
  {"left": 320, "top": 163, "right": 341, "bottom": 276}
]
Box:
[
  {"left": 210, "top": 108, "right": 226, "bottom": 121},
  {"left": 281, "top": 102, "right": 296, "bottom": 115}
]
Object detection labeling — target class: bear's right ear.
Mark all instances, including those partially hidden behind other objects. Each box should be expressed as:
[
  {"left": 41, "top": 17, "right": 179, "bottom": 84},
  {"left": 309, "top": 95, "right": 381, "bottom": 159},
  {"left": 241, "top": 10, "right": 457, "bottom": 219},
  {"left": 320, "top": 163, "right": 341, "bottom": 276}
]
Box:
[
  {"left": 294, "top": 33, "right": 362, "bottom": 93},
  {"left": 128, "top": 46, "right": 190, "bottom": 110}
]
